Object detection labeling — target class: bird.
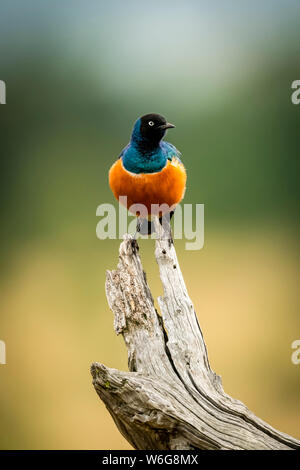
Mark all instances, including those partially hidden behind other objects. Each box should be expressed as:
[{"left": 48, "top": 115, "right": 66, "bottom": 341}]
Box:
[{"left": 109, "top": 113, "right": 186, "bottom": 235}]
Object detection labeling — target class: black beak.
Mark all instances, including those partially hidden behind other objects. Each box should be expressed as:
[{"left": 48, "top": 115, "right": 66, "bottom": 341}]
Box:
[{"left": 158, "top": 122, "right": 175, "bottom": 130}]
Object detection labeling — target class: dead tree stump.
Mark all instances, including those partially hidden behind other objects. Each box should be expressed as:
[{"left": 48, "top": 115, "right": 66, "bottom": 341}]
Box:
[{"left": 91, "top": 218, "right": 300, "bottom": 450}]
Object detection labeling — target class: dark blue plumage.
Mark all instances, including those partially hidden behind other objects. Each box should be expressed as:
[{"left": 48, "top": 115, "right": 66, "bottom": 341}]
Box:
[{"left": 120, "top": 114, "right": 181, "bottom": 174}]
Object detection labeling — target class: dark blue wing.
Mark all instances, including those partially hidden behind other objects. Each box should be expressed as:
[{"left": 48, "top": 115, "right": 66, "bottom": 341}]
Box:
[{"left": 161, "top": 141, "right": 183, "bottom": 162}]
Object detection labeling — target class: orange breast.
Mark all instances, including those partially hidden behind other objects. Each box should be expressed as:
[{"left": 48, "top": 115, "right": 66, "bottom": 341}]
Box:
[{"left": 109, "top": 157, "right": 186, "bottom": 217}]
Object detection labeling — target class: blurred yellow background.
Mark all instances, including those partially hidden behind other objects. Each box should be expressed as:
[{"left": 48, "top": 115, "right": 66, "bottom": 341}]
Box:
[{"left": 0, "top": 0, "right": 299, "bottom": 449}]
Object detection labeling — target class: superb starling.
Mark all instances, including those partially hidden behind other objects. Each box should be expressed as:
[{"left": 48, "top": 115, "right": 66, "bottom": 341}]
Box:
[{"left": 109, "top": 113, "right": 186, "bottom": 234}]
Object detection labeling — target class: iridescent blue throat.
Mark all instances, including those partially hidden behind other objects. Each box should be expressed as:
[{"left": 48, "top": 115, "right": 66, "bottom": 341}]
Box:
[{"left": 121, "top": 118, "right": 171, "bottom": 174}]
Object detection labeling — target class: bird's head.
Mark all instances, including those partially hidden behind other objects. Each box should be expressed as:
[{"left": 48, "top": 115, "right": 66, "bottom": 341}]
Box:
[{"left": 131, "top": 113, "right": 175, "bottom": 148}]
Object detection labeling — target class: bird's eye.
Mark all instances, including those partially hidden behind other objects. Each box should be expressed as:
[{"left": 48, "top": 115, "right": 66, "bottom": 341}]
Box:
[{"left": 148, "top": 121, "right": 154, "bottom": 127}]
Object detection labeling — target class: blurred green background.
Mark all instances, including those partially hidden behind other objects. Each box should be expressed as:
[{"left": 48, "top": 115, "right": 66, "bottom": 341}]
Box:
[{"left": 0, "top": 0, "right": 299, "bottom": 449}]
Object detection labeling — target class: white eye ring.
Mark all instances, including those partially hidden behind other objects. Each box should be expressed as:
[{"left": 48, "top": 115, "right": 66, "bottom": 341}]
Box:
[{"left": 148, "top": 121, "right": 154, "bottom": 126}]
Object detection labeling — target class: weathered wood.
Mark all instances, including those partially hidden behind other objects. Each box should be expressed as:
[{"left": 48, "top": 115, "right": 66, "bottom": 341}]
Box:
[{"left": 91, "top": 217, "right": 300, "bottom": 450}]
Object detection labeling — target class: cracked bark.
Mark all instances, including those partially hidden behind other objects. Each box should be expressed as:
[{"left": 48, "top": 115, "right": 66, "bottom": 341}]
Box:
[{"left": 91, "top": 217, "right": 300, "bottom": 450}]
